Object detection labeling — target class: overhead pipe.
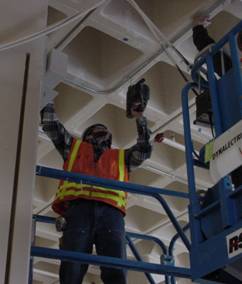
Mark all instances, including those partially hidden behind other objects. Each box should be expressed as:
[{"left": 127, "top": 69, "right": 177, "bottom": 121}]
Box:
[{"left": 0, "top": 1, "right": 107, "bottom": 52}]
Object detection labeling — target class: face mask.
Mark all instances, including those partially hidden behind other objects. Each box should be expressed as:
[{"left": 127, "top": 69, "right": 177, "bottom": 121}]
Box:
[
  {"left": 92, "top": 131, "right": 111, "bottom": 148},
  {"left": 85, "top": 127, "right": 112, "bottom": 149}
]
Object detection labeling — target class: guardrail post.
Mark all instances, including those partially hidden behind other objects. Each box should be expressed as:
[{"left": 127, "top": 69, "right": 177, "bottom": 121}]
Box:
[{"left": 161, "top": 255, "right": 175, "bottom": 284}]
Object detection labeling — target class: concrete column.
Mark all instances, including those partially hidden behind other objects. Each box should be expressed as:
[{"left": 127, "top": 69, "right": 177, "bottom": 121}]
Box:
[{"left": 0, "top": 1, "right": 47, "bottom": 284}]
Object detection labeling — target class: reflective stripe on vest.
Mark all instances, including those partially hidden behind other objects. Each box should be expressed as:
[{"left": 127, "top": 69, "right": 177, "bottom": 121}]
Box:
[
  {"left": 61, "top": 139, "right": 82, "bottom": 189},
  {"left": 118, "top": 149, "right": 125, "bottom": 182},
  {"left": 58, "top": 141, "right": 126, "bottom": 208},
  {"left": 56, "top": 184, "right": 126, "bottom": 207},
  {"left": 68, "top": 139, "right": 82, "bottom": 171},
  {"left": 204, "top": 140, "right": 214, "bottom": 163}
]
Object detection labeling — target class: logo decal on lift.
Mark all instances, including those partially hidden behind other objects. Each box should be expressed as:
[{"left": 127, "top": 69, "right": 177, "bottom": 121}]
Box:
[
  {"left": 226, "top": 228, "right": 242, "bottom": 258},
  {"left": 212, "top": 133, "right": 242, "bottom": 161}
]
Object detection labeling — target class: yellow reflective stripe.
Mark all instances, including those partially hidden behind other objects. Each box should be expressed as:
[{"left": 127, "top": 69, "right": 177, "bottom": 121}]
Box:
[
  {"left": 205, "top": 140, "right": 214, "bottom": 163},
  {"left": 58, "top": 183, "right": 126, "bottom": 197},
  {"left": 67, "top": 139, "right": 82, "bottom": 171},
  {"left": 62, "top": 139, "right": 82, "bottom": 188},
  {"left": 118, "top": 149, "right": 125, "bottom": 182},
  {"left": 57, "top": 188, "right": 126, "bottom": 207}
]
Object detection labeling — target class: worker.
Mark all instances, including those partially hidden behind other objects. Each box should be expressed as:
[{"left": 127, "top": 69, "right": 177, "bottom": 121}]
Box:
[{"left": 40, "top": 80, "right": 152, "bottom": 284}]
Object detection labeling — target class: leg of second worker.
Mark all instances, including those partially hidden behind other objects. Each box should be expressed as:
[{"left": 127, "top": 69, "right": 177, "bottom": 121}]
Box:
[{"left": 95, "top": 203, "right": 127, "bottom": 284}]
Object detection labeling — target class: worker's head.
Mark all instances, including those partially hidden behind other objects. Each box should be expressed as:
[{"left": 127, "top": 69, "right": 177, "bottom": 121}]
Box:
[
  {"left": 82, "top": 124, "right": 112, "bottom": 149},
  {"left": 238, "top": 30, "right": 242, "bottom": 52}
]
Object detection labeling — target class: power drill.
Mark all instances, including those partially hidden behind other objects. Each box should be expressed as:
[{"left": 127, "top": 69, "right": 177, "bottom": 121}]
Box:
[{"left": 126, "top": 79, "right": 150, "bottom": 118}]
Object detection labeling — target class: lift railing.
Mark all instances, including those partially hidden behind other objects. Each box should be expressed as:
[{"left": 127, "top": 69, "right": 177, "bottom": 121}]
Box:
[
  {"left": 182, "top": 20, "right": 242, "bottom": 246},
  {"left": 181, "top": 20, "right": 242, "bottom": 280},
  {"left": 31, "top": 165, "right": 192, "bottom": 282}
]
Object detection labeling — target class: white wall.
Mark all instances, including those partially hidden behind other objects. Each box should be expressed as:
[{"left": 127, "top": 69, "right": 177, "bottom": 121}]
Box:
[{"left": 0, "top": 1, "right": 47, "bottom": 283}]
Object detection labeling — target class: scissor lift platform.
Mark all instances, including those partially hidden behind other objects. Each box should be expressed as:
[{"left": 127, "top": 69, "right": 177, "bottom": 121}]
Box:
[{"left": 182, "top": 20, "right": 242, "bottom": 283}]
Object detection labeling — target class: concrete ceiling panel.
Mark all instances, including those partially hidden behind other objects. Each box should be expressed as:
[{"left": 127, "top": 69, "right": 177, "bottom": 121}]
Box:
[
  {"left": 134, "top": 0, "right": 218, "bottom": 37},
  {"left": 64, "top": 26, "right": 143, "bottom": 85},
  {"left": 142, "top": 62, "right": 190, "bottom": 115},
  {"left": 54, "top": 82, "right": 93, "bottom": 123}
]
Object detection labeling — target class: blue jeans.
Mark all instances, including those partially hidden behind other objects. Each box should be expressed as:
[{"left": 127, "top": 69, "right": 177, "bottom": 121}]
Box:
[{"left": 59, "top": 199, "right": 127, "bottom": 284}]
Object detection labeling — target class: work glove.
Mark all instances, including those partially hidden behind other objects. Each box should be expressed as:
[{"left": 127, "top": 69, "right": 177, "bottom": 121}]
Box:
[{"left": 40, "top": 102, "right": 55, "bottom": 125}]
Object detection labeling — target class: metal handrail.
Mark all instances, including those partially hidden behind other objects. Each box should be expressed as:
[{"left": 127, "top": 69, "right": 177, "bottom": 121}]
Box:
[
  {"left": 31, "top": 246, "right": 192, "bottom": 278},
  {"left": 36, "top": 165, "right": 189, "bottom": 199}
]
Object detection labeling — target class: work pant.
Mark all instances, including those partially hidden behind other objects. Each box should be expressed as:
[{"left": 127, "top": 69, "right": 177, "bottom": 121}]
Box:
[{"left": 59, "top": 199, "right": 127, "bottom": 284}]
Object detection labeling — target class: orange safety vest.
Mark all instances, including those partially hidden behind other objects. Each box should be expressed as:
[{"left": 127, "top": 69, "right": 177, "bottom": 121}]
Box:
[{"left": 52, "top": 139, "right": 129, "bottom": 215}]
